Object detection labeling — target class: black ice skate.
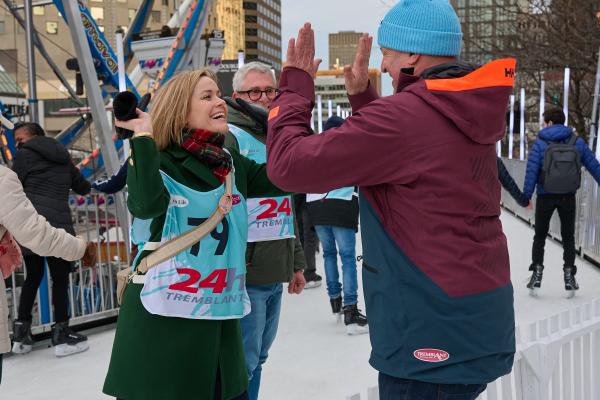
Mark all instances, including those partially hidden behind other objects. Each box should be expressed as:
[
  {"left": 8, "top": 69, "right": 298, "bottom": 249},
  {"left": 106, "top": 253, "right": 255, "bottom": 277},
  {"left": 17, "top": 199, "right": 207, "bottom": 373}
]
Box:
[
  {"left": 51, "top": 321, "right": 89, "bottom": 357},
  {"left": 563, "top": 265, "right": 579, "bottom": 299},
  {"left": 343, "top": 304, "right": 369, "bottom": 336},
  {"left": 12, "top": 320, "right": 34, "bottom": 354},
  {"left": 330, "top": 295, "right": 342, "bottom": 322},
  {"left": 304, "top": 271, "right": 323, "bottom": 289},
  {"left": 526, "top": 264, "right": 544, "bottom": 297}
]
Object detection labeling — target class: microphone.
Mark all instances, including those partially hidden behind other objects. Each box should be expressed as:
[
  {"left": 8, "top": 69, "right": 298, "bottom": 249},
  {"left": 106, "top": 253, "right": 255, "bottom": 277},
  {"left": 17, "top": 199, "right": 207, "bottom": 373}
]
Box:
[{"left": 113, "top": 92, "right": 151, "bottom": 139}]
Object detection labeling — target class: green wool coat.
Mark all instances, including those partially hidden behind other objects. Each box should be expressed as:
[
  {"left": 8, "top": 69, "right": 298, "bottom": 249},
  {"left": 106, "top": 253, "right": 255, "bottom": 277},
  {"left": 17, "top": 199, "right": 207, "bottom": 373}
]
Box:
[
  {"left": 224, "top": 103, "right": 306, "bottom": 285},
  {"left": 103, "top": 137, "right": 283, "bottom": 400}
]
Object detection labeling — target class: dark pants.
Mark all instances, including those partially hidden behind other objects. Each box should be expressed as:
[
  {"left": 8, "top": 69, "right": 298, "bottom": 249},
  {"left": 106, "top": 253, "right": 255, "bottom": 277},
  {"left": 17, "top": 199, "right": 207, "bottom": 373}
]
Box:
[
  {"left": 296, "top": 205, "right": 319, "bottom": 274},
  {"left": 532, "top": 194, "right": 576, "bottom": 267},
  {"left": 18, "top": 255, "right": 72, "bottom": 323},
  {"left": 0, "top": 353, "right": 3, "bottom": 385},
  {"left": 379, "top": 373, "right": 486, "bottom": 400}
]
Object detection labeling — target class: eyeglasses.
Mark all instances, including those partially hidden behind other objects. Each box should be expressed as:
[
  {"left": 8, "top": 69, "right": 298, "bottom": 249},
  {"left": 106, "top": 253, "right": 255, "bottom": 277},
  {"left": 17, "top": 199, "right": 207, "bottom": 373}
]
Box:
[{"left": 237, "top": 88, "right": 280, "bottom": 101}]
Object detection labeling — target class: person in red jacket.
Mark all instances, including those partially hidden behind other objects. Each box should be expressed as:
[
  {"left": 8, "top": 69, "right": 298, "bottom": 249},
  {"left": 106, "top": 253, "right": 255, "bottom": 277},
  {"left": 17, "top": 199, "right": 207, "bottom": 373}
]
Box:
[{"left": 266, "top": 1, "right": 516, "bottom": 398}]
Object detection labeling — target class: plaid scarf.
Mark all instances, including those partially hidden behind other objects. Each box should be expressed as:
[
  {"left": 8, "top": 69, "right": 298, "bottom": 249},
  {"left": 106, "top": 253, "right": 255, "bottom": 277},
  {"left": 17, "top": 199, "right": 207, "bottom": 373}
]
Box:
[{"left": 181, "top": 129, "right": 232, "bottom": 183}]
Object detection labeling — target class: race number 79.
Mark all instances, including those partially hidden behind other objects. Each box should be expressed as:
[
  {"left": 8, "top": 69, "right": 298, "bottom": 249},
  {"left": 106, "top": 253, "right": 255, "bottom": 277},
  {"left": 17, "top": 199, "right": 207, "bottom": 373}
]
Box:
[{"left": 187, "top": 217, "right": 229, "bottom": 256}]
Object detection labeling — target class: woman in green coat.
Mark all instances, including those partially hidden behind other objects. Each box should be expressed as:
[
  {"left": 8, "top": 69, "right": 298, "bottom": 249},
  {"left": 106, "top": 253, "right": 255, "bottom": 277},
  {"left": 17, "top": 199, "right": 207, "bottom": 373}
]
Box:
[{"left": 103, "top": 69, "right": 283, "bottom": 400}]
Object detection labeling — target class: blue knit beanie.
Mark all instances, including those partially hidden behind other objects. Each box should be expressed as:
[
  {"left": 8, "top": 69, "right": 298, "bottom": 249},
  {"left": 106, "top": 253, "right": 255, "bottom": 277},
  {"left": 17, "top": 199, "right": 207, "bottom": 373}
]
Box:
[{"left": 378, "top": 0, "right": 462, "bottom": 57}]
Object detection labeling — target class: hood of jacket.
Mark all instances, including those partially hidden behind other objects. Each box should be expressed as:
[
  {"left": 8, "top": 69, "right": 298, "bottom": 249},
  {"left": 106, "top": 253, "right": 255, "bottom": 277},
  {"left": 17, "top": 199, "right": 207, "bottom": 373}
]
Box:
[
  {"left": 225, "top": 97, "right": 266, "bottom": 137},
  {"left": 20, "top": 136, "right": 70, "bottom": 164},
  {"left": 402, "top": 58, "right": 516, "bottom": 145},
  {"left": 539, "top": 124, "right": 574, "bottom": 142}
]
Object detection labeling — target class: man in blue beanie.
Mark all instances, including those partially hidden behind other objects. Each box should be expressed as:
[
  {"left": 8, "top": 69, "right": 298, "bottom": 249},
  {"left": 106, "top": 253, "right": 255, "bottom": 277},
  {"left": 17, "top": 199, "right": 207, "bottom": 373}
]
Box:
[{"left": 266, "top": 1, "right": 516, "bottom": 399}]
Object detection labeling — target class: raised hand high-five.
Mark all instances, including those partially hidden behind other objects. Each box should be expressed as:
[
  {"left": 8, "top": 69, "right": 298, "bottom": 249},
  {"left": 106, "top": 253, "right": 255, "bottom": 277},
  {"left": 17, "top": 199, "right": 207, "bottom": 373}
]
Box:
[
  {"left": 344, "top": 33, "right": 373, "bottom": 96},
  {"left": 284, "top": 23, "right": 322, "bottom": 79}
]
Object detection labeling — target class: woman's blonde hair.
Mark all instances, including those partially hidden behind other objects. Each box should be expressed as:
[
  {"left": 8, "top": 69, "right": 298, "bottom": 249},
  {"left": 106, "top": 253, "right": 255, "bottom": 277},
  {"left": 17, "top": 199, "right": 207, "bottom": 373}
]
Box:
[{"left": 150, "top": 68, "right": 218, "bottom": 150}]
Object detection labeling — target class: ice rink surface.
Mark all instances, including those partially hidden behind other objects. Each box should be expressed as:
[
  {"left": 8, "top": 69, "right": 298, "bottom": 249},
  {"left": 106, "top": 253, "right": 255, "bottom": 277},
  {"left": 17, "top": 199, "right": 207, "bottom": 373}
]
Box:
[{"left": 2, "top": 212, "right": 600, "bottom": 400}]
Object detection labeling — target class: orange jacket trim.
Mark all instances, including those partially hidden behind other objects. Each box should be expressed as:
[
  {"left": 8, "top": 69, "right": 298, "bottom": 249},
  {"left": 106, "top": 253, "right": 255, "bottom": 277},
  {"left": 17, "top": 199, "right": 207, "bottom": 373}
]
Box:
[{"left": 425, "top": 58, "right": 517, "bottom": 92}]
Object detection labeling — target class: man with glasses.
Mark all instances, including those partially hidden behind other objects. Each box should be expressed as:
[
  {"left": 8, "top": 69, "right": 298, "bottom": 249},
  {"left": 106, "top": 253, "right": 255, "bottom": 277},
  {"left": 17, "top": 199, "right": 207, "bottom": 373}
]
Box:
[{"left": 224, "top": 61, "right": 308, "bottom": 400}]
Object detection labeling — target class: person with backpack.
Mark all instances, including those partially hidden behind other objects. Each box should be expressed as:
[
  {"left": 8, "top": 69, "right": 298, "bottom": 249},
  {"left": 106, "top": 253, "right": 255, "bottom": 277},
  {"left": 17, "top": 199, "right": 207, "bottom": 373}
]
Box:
[{"left": 523, "top": 108, "right": 600, "bottom": 297}]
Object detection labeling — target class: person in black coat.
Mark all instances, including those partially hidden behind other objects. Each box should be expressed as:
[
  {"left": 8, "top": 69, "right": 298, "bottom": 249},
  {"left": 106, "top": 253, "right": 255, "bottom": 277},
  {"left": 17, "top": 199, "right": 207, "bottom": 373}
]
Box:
[
  {"left": 497, "top": 157, "right": 529, "bottom": 207},
  {"left": 11, "top": 122, "right": 91, "bottom": 357},
  {"left": 92, "top": 160, "right": 128, "bottom": 194}
]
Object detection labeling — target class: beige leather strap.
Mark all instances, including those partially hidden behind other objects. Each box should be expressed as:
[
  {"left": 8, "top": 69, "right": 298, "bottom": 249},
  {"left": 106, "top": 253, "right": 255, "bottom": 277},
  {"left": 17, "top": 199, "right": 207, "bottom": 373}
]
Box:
[{"left": 136, "top": 173, "right": 233, "bottom": 274}]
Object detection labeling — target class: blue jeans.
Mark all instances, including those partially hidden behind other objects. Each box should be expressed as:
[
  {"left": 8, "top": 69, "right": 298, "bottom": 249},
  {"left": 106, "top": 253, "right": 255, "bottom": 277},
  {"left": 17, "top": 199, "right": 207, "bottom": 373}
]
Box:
[
  {"left": 240, "top": 283, "right": 283, "bottom": 400},
  {"left": 314, "top": 225, "right": 358, "bottom": 306},
  {"left": 379, "top": 373, "right": 487, "bottom": 400}
]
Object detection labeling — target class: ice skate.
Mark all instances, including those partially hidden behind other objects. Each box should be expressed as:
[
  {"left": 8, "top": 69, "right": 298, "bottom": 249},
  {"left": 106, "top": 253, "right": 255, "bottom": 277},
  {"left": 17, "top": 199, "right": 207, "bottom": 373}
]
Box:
[
  {"left": 564, "top": 265, "right": 579, "bottom": 299},
  {"left": 343, "top": 304, "right": 368, "bottom": 335},
  {"left": 330, "top": 295, "right": 342, "bottom": 322},
  {"left": 526, "top": 264, "right": 544, "bottom": 297},
  {"left": 11, "top": 320, "right": 34, "bottom": 354},
  {"left": 304, "top": 271, "right": 323, "bottom": 289},
  {"left": 51, "top": 322, "right": 89, "bottom": 357}
]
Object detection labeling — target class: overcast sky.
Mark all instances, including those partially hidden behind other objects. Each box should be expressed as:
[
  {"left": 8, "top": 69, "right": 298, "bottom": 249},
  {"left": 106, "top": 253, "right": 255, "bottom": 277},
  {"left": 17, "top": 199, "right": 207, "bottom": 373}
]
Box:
[{"left": 281, "top": 0, "right": 394, "bottom": 96}]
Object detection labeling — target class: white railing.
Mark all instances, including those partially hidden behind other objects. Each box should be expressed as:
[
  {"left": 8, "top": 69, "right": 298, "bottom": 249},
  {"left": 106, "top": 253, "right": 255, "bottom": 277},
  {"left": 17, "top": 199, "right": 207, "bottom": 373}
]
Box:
[
  {"left": 5, "top": 191, "right": 130, "bottom": 334},
  {"left": 347, "top": 299, "right": 600, "bottom": 400}
]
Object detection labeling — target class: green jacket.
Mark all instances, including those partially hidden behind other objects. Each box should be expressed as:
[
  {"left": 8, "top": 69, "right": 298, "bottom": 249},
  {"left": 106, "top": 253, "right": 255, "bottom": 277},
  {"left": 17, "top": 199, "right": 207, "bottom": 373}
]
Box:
[
  {"left": 127, "top": 136, "right": 285, "bottom": 267},
  {"left": 225, "top": 104, "right": 306, "bottom": 285},
  {"left": 104, "top": 136, "right": 284, "bottom": 400}
]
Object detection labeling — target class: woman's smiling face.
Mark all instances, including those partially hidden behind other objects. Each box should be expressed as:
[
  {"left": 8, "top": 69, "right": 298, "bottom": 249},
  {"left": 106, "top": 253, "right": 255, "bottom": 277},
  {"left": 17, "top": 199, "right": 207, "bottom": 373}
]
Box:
[{"left": 187, "top": 76, "right": 228, "bottom": 133}]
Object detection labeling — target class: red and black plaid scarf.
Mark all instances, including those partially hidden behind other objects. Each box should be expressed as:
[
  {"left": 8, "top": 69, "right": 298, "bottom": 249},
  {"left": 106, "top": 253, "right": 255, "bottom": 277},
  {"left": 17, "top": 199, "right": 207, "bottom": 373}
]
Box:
[{"left": 181, "top": 129, "right": 232, "bottom": 183}]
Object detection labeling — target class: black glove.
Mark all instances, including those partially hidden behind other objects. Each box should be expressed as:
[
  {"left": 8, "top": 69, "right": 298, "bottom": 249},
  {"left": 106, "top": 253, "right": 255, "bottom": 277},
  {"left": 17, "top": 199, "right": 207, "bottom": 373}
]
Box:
[{"left": 113, "top": 92, "right": 151, "bottom": 140}]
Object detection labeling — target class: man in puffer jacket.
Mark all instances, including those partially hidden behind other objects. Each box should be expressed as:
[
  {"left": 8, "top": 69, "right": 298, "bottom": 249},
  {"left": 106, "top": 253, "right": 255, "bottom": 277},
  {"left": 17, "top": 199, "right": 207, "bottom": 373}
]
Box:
[
  {"left": 522, "top": 108, "right": 600, "bottom": 297},
  {"left": 0, "top": 165, "right": 91, "bottom": 383},
  {"left": 11, "top": 122, "right": 91, "bottom": 357}
]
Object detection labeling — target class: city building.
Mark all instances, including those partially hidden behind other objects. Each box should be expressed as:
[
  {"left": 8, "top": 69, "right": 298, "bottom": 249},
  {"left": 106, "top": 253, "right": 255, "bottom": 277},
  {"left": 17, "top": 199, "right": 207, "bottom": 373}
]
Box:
[
  {"left": 242, "top": 0, "right": 281, "bottom": 71},
  {"left": 204, "top": 0, "right": 245, "bottom": 61},
  {"left": 450, "top": 0, "right": 527, "bottom": 64},
  {"left": 328, "top": 30, "right": 363, "bottom": 69},
  {"left": 205, "top": 0, "right": 282, "bottom": 71},
  {"left": 313, "top": 68, "right": 381, "bottom": 127}
]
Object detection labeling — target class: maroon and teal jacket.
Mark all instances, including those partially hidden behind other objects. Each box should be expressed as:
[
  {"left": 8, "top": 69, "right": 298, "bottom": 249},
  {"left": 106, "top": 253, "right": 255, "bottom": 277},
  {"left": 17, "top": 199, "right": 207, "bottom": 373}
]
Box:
[{"left": 266, "top": 60, "right": 517, "bottom": 384}]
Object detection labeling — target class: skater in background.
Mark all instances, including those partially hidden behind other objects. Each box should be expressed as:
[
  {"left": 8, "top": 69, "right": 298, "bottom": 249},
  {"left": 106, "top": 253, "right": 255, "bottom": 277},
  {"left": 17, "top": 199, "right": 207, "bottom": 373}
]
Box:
[
  {"left": 522, "top": 108, "right": 600, "bottom": 297},
  {"left": 11, "top": 122, "right": 92, "bottom": 357},
  {"left": 305, "top": 116, "right": 366, "bottom": 335},
  {"left": 1, "top": 164, "right": 95, "bottom": 382}
]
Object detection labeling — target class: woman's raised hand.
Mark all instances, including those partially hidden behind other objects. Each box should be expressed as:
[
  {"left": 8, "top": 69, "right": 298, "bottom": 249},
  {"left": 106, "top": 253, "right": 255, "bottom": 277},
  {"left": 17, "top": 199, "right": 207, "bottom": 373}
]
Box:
[{"left": 114, "top": 109, "right": 153, "bottom": 135}]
